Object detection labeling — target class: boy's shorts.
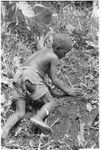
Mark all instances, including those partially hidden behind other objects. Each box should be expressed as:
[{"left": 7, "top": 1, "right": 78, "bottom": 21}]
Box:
[{"left": 12, "top": 66, "right": 49, "bottom": 101}]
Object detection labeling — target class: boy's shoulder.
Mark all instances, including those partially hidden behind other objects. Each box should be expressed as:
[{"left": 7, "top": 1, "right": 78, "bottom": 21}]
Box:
[{"left": 47, "top": 50, "right": 58, "bottom": 60}]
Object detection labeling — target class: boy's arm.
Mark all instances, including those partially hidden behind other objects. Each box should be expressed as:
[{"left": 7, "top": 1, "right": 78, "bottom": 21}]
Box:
[
  {"left": 37, "top": 35, "right": 44, "bottom": 50},
  {"left": 49, "top": 57, "right": 71, "bottom": 94},
  {"left": 49, "top": 57, "right": 81, "bottom": 96}
]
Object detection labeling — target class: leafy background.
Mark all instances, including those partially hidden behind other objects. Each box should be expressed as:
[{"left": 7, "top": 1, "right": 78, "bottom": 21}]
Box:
[{"left": 1, "top": 1, "right": 99, "bottom": 150}]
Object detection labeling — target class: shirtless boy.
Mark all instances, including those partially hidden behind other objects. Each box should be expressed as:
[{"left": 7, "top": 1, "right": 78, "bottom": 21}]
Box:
[{"left": 1, "top": 33, "right": 81, "bottom": 141}]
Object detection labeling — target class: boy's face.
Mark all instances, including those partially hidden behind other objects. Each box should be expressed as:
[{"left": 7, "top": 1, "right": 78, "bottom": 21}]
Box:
[{"left": 57, "top": 49, "right": 68, "bottom": 59}]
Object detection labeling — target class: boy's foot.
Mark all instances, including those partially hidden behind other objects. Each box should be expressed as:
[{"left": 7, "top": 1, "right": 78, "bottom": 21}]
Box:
[
  {"left": 1, "top": 138, "right": 5, "bottom": 147},
  {"left": 30, "top": 116, "right": 51, "bottom": 134},
  {"left": 1, "top": 128, "right": 9, "bottom": 138},
  {"left": 1, "top": 137, "right": 8, "bottom": 148},
  {"left": 1, "top": 129, "right": 9, "bottom": 146}
]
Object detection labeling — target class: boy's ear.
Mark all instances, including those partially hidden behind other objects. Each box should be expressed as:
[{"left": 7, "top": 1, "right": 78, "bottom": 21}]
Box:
[
  {"left": 56, "top": 46, "right": 61, "bottom": 50},
  {"left": 49, "top": 34, "right": 53, "bottom": 44}
]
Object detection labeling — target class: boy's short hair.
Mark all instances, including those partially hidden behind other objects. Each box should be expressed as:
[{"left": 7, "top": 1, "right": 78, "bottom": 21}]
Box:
[{"left": 52, "top": 33, "right": 72, "bottom": 52}]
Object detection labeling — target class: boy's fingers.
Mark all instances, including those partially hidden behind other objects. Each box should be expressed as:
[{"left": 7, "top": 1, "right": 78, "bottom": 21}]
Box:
[
  {"left": 72, "top": 88, "right": 83, "bottom": 96},
  {"left": 75, "top": 88, "right": 82, "bottom": 92},
  {"left": 76, "top": 91, "right": 83, "bottom": 96}
]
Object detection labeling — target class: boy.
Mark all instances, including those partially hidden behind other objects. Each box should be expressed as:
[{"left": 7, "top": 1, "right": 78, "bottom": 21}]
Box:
[{"left": 1, "top": 33, "right": 81, "bottom": 140}]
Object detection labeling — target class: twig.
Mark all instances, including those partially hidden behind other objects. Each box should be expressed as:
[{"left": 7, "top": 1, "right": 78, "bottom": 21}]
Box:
[
  {"left": 91, "top": 143, "right": 96, "bottom": 148},
  {"left": 51, "top": 117, "right": 60, "bottom": 128},
  {"left": 41, "top": 140, "right": 54, "bottom": 148},
  {"left": 77, "top": 18, "right": 82, "bottom": 31},
  {"left": 64, "top": 74, "right": 73, "bottom": 87},
  {"left": 89, "top": 126, "right": 99, "bottom": 130},
  {"left": 38, "top": 133, "right": 44, "bottom": 150},
  {"left": 38, "top": 140, "right": 41, "bottom": 150},
  {"left": 62, "top": 121, "right": 71, "bottom": 141},
  {"left": 66, "top": 121, "right": 71, "bottom": 134},
  {"left": 65, "top": 48, "right": 75, "bottom": 58}
]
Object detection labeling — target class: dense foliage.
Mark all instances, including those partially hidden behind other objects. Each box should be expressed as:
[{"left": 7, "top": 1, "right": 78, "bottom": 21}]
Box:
[{"left": 1, "top": 1, "right": 99, "bottom": 150}]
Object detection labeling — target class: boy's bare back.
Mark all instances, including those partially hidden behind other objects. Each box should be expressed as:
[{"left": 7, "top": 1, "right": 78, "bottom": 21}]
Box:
[{"left": 22, "top": 48, "right": 58, "bottom": 78}]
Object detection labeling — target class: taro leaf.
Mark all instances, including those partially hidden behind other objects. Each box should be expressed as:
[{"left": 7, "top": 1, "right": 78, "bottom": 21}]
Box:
[{"left": 17, "top": 1, "right": 34, "bottom": 17}]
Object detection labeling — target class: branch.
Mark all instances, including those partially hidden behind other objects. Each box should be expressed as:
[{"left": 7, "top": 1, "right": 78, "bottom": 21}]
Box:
[
  {"left": 41, "top": 140, "right": 54, "bottom": 148},
  {"left": 51, "top": 117, "right": 60, "bottom": 128},
  {"left": 64, "top": 74, "right": 73, "bottom": 87},
  {"left": 38, "top": 133, "right": 44, "bottom": 150}
]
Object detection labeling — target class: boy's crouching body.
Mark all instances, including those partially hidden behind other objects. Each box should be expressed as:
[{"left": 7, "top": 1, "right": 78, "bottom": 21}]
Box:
[{"left": 1, "top": 33, "right": 81, "bottom": 142}]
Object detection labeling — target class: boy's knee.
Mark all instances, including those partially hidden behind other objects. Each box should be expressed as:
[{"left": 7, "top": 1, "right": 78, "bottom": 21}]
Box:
[
  {"left": 51, "top": 99, "right": 56, "bottom": 107},
  {"left": 17, "top": 112, "right": 25, "bottom": 119},
  {"left": 43, "top": 92, "right": 56, "bottom": 106},
  {"left": 47, "top": 97, "right": 56, "bottom": 106}
]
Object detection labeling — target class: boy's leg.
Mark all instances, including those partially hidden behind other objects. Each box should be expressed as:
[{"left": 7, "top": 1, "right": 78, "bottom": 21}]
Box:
[
  {"left": 1, "top": 99, "right": 26, "bottom": 140},
  {"left": 30, "top": 92, "right": 56, "bottom": 128},
  {"left": 36, "top": 92, "right": 56, "bottom": 119}
]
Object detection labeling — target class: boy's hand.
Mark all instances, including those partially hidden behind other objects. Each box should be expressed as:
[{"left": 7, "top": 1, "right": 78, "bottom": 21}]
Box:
[
  {"left": 66, "top": 87, "right": 82, "bottom": 96},
  {"left": 37, "top": 35, "right": 44, "bottom": 49}
]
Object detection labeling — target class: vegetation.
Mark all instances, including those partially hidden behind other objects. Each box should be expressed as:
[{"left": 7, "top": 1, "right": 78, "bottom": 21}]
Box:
[{"left": 1, "top": 1, "right": 99, "bottom": 150}]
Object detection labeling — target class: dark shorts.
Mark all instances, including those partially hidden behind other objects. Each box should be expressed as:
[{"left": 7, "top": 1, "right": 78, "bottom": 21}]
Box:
[{"left": 12, "top": 66, "right": 49, "bottom": 101}]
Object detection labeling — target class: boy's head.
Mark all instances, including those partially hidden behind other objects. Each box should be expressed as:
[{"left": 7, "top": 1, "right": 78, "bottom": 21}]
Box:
[{"left": 52, "top": 33, "right": 72, "bottom": 58}]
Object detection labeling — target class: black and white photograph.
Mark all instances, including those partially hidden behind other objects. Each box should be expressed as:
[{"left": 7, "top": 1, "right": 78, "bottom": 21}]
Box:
[{"left": 1, "top": 0, "right": 100, "bottom": 149}]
